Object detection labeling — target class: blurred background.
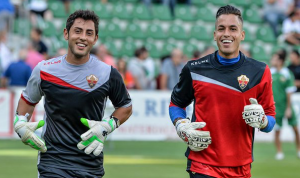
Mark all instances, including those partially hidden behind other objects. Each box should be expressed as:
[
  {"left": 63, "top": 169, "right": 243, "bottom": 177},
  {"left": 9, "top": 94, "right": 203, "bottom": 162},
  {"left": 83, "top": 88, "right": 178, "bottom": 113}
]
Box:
[{"left": 0, "top": 0, "right": 300, "bottom": 177}]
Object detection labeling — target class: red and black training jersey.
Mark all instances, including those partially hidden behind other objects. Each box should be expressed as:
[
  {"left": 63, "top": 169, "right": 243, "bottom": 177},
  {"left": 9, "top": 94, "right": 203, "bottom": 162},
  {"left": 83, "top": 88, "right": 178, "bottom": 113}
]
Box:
[{"left": 171, "top": 51, "right": 275, "bottom": 167}]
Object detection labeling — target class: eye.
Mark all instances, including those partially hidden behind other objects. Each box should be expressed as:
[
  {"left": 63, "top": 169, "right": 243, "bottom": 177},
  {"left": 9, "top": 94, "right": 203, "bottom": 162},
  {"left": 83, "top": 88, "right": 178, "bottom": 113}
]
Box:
[
  {"left": 231, "top": 28, "right": 237, "bottom": 31},
  {"left": 75, "top": 29, "right": 81, "bottom": 33}
]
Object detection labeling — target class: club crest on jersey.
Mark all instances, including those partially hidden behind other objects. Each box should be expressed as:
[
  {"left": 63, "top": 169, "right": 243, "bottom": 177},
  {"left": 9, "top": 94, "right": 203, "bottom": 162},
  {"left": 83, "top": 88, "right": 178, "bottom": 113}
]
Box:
[
  {"left": 86, "top": 75, "right": 98, "bottom": 88},
  {"left": 237, "top": 75, "right": 249, "bottom": 90}
]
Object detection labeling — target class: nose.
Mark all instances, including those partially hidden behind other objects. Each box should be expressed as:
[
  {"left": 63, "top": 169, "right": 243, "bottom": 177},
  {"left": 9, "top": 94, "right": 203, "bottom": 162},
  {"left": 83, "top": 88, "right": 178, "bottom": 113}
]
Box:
[
  {"left": 79, "top": 33, "right": 87, "bottom": 41},
  {"left": 223, "top": 28, "right": 230, "bottom": 37}
]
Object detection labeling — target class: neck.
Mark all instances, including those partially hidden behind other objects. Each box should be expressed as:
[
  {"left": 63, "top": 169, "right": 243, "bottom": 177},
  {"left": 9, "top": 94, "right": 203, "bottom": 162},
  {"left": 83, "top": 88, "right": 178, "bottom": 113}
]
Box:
[
  {"left": 218, "top": 51, "right": 239, "bottom": 59},
  {"left": 276, "top": 65, "right": 283, "bottom": 71},
  {"left": 66, "top": 51, "right": 90, "bottom": 65}
]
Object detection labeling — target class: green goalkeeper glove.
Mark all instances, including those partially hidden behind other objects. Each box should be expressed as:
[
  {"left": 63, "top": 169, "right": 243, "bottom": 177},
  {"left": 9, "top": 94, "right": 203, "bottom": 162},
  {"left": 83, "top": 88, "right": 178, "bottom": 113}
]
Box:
[
  {"left": 14, "top": 114, "right": 47, "bottom": 152},
  {"left": 77, "top": 116, "right": 119, "bottom": 156}
]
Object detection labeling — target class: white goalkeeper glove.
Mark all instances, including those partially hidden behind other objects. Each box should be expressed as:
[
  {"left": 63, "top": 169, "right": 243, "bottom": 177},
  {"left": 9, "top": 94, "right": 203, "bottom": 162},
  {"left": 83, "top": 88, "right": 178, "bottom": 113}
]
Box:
[
  {"left": 77, "top": 116, "right": 119, "bottom": 156},
  {"left": 14, "top": 113, "right": 47, "bottom": 152},
  {"left": 242, "top": 98, "right": 268, "bottom": 129},
  {"left": 175, "top": 118, "right": 212, "bottom": 152}
]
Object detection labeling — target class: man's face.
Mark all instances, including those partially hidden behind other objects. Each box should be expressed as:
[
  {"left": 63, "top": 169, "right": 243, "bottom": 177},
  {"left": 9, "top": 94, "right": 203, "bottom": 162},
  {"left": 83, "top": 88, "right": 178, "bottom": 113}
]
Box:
[
  {"left": 270, "top": 54, "right": 282, "bottom": 68},
  {"left": 214, "top": 14, "right": 245, "bottom": 58},
  {"left": 64, "top": 18, "right": 98, "bottom": 59}
]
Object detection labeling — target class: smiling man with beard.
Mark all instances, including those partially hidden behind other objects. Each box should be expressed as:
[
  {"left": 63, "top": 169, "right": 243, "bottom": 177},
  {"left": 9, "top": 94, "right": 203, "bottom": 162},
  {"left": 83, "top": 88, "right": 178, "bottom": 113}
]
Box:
[
  {"left": 13, "top": 10, "right": 132, "bottom": 178},
  {"left": 169, "top": 5, "right": 276, "bottom": 178}
]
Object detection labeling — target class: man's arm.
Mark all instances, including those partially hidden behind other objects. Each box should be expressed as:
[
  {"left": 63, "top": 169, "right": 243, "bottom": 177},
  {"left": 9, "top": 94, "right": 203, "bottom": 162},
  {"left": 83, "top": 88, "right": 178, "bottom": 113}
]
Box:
[
  {"left": 16, "top": 98, "right": 35, "bottom": 120},
  {"left": 111, "top": 105, "right": 132, "bottom": 125},
  {"left": 160, "top": 74, "right": 168, "bottom": 90}
]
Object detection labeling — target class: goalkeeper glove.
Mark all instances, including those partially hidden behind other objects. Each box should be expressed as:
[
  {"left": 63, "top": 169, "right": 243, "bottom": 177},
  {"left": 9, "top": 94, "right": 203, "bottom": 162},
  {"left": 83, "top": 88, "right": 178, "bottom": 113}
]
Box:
[
  {"left": 242, "top": 98, "right": 268, "bottom": 129},
  {"left": 77, "top": 116, "right": 119, "bottom": 156},
  {"left": 175, "top": 118, "right": 212, "bottom": 152},
  {"left": 13, "top": 113, "right": 47, "bottom": 152}
]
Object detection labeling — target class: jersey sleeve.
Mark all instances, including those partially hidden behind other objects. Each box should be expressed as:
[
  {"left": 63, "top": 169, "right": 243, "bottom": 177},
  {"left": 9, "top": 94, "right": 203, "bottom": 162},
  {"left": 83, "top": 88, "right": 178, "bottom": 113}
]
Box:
[
  {"left": 108, "top": 67, "right": 132, "bottom": 108},
  {"left": 170, "top": 63, "right": 194, "bottom": 108},
  {"left": 257, "top": 65, "right": 275, "bottom": 117},
  {"left": 21, "top": 63, "right": 44, "bottom": 106}
]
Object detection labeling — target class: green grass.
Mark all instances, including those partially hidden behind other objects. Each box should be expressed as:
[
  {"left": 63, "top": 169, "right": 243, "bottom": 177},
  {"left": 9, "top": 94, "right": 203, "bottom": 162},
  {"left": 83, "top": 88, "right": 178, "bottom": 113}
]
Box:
[{"left": 0, "top": 140, "right": 299, "bottom": 178}]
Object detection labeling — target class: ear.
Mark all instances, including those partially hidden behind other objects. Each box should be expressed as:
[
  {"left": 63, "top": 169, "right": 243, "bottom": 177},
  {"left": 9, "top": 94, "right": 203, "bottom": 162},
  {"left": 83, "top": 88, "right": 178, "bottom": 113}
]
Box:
[
  {"left": 63, "top": 29, "right": 68, "bottom": 40},
  {"left": 93, "top": 34, "right": 98, "bottom": 45},
  {"left": 241, "top": 30, "right": 245, "bottom": 41},
  {"left": 213, "top": 31, "right": 216, "bottom": 41}
]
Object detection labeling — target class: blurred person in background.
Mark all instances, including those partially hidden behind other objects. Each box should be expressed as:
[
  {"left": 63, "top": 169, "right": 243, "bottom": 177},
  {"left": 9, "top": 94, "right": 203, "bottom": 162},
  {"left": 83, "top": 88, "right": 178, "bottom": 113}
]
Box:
[
  {"left": 116, "top": 58, "right": 135, "bottom": 89},
  {"left": 59, "top": 0, "right": 73, "bottom": 14},
  {"left": 281, "top": 9, "right": 300, "bottom": 45},
  {"left": 30, "top": 27, "right": 48, "bottom": 58},
  {"left": 1, "top": 48, "right": 31, "bottom": 88},
  {"left": 263, "top": 0, "right": 294, "bottom": 37},
  {"left": 94, "top": 44, "right": 116, "bottom": 67},
  {"left": 160, "top": 48, "right": 185, "bottom": 90},
  {"left": 288, "top": 49, "right": 300, "bottom": 91},
  {"left": 25, "top": 41, "right": 45, "bottom": 69},
  {"left": 200, "top": 45, "right": 216, "bottom": 57},
  {"left": 0, "top": 30, "right": 14, "bottom": 79},
  {"left": 0, "top": 0, "right": 14, "bottom": 34},
  {"left": 192, "top": 50, "right": 201, "bottom": 60},
  {"left": 169, "top": 5, "right": 276, "bottom": 178},
  {"left": 128, "top": 46, "right": 156, "bottom": 90},
  {"left": 28, "top": 0, "right": 52, "bottom": 26},
  {"left": 270, "top": 52, "right": 300, "bottom": 160},
  {"left": 55, "top": 47, "right": 68, "bottom": 57}
]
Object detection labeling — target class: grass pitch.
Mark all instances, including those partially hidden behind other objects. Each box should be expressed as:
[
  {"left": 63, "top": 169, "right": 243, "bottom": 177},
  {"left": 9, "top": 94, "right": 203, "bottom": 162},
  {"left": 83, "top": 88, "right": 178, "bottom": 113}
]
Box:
[{"left": 0, "top": 140, "right": 299, "bottom": 178}]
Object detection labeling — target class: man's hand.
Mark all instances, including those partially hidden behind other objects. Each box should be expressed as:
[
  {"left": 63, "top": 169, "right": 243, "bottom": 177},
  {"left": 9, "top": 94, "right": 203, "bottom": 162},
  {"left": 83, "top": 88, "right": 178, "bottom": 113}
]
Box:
[
  {"left": 77, "top": 117, "right": 118, "bottom": 156},
  {"left": 242, "top": 98, "right": 268, "bottom": 129},
  {"left": 14, "top": 114, "right": 47, "bottom": 152},
  {"left": 175, "top": 118, "right": 212, "bottom": 152}
]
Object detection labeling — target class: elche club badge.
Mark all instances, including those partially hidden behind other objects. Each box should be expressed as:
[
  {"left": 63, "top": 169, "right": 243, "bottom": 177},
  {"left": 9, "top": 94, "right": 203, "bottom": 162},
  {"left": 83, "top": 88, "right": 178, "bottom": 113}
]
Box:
[
  {"left": 237, "top": 75, "right": 249, "bottom": 90},
  {"left": 86, "top": 74, "right": 98, "bottom": 88}
]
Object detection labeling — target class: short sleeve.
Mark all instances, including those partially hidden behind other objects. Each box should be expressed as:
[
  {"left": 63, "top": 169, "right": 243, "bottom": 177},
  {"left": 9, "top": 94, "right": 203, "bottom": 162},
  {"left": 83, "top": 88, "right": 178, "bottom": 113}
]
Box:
[
  {"left": 170, "top": 63, "right": 194, "bottom": 108},
  {"left": 21, "top": 63, "right": 43, "bottom": 105},
  {"left": 109, "top": 67, "right": 132, "bottom": 108}
]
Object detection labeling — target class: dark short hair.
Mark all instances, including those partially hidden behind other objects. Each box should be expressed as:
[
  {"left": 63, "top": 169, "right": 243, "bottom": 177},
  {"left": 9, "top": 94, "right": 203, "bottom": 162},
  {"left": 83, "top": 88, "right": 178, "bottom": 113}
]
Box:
[
  {"left": 134, "top": 46, "right": 148, "bottom": 57},
  {"left": 291, "top": 49, "right": 300, "bottom": 58},
  {"left": 66, "top": 10, "right": 99, "bottom": 36},
  {"left": 276, "top": 49, "right": 287, "bottom": 62},
  {"left": 216, "top": 5, "right": 243, "bottom": 25},
  {"left": 33, "top": 28, "right": 43, "bottom": 35}
]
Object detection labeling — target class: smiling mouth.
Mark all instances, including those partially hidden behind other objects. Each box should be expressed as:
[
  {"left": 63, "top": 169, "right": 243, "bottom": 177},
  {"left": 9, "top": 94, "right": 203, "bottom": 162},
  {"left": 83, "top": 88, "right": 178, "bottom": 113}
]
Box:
[
  {"left": 76, "top": 43, "right": 87, "bottom": 48},
  {"left": 221, "top": 40, "right": 233, "bottom": 44}
]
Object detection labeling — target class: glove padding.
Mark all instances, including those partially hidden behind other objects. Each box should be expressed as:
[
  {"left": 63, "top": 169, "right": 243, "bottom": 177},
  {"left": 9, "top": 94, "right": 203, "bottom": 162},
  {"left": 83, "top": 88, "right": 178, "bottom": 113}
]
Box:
[
  {"left": 242, "top": 98, "right": 268, "bottom": 129},
  {"left": 14, "top": 114, "right": 47, "bottom": 152},
  {"left": 77, "top": 117, "right": 117, "bottom": 156},
  {"left": 175, "top": 118, "right": 211, "bottom": 152}
]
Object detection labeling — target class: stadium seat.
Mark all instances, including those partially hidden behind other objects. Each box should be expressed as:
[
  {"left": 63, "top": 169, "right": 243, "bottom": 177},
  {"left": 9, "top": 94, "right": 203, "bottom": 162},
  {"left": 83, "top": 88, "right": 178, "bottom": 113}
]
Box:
[
  {"left": 112, "top": 4, "right": 133, "bottom": 20},
  {"left": 145, "top": 24, "right": 167, "bottom": 40},
  {"left": 132, "top": 4, "right": 153, "bottom": 21},
  {"left": 209, "top": 0, "right": 228, "bottom": 6},
  {"left": 251, "top": 0, "right": 264, "bottom": 7},
  {"left": 152, "top": 5, "right": 173, "bottom": 21},
  {"left": 13, "top": 18, "right": 31, "bottom": 36},
  {"left": 105, "top": 23, "right": 124, "bottom": 39},
  {"left": 123, "top": 0, "right": 138, "bottom": 3},
  {"left": 195, "top": 7, "right": 215, "bottom": 22},
  {"left": 255, "top": 26, "right": 276, "bottom": 43},
  {"left": 243, "top": 27, "right": 254, "bottom": 43},
  {"left": 175, "top": 6, "right": 195, "bottom": 22},
  {"left": 161, "top": 43, "right": 177, "bottom": 57},
  {"left": 98, "top": 26, "right": 108, "bottom": 41},
  {"left": 119, "top": 41, "right": 137, "bottom": 57},
  {"left": 243, "top": 8, "right": 263, "bottom": 24},
  {"left": 183, "top": 43, "right": 199, "bottom": 58},
  {"left": 251, "top": 45, "right": 269, "bottom": 64},
  {"left": 228, "top": 0, "right": 249, "bottom": 7},
  {"left": 168, "top": 24, "right": 189, "bottom": 40},
  {"left": 125, "top": 23, "right": 146, "bottom": 39},
  {"left": 192, "top": 0, "right": 206, "bottom": 6},
  {"left": 91, "top": 3, "right": 112, "bottom": 20},
  {"left": 48, "top": 1, "right": 67, "bottom": 18},
  {"left": 103, "top": 41, "right": 120, "bottom": 58},
  {"left": 190, "top": 25, "right": 212, "bottom": 41},
  {"left": 70, "top": 1, "right": 86, "bottom": 12},
  {"left": 145, "top": 43, "right": 161, "bottom": 58}
]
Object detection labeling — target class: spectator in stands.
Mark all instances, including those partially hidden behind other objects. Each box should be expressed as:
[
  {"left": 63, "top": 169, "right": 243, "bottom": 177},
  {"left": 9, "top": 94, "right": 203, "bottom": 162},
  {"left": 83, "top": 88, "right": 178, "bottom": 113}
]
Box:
[
  {"left": 94, "top": 44, "right": 116, "bottom": 68},
  {"left": 263, "top": 0, "right": 294, "bottom": 37},
  {"left": 30, "top": 28, "right": 48, "bottom": 58},
  {"left": 192, "top": 50, "right": 201, "bottom": 60},
  {"left": 116, "top": 58, "right": 135, "bottom": 89},
  {"left": 1, "top": 49, "right": 32, "bottom": 88},
  {"left": 56, "top": 47, "right": 68, "bottom": 57},
  {"left": 59, "top": 0, "right": 73, "bottom": 14},
  {"left": 200, "top": 46, "right": 216, "bottom": 58},
  {"left": 281, "top": 9, "right": 300, "bottom": 45},
  {"left": 0, "top": 0, "right": 14, "bottom": 34},
  {"left": 0, "top": 30, "right": 14, "bottom": 77},
  {"left": 288, "top": 49, "right": 300, "bottom": 92},
  {"left": 28, "top": 0, "right": 52, "bottom": 26},
  {"left": 25, "top": 41, "right": 45, "bottom": 69},
  {"left": 128, "top": 46, "right": 156, "bottom": 90},
  {"left": 160, "top": 48, "right": 185, "bottom": 90},
  {"left": 270, "top": 52, "right": 300, "bottom": 160}
]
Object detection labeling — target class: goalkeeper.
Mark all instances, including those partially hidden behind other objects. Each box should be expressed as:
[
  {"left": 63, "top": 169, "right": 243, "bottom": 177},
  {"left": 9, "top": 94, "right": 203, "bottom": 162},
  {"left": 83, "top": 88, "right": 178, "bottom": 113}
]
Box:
[
  {"left": 14, "top": 10, "right": 132, "bottom": 178},
  {"left": 169, "top": 5, "right": 276, "bottom": 178}
]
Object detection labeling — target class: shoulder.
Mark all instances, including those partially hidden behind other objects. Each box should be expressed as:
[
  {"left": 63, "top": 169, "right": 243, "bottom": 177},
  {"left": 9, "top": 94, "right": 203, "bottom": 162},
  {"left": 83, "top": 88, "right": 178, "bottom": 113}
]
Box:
[
  {"left": 280, "top": 67, "right": 293, "bottom": 79},
  {"left": 244, "top": 54, "right": 267, "bottom": 71},
  {"left": 187, "top": 53, "right": 211, "bottom": 68}
]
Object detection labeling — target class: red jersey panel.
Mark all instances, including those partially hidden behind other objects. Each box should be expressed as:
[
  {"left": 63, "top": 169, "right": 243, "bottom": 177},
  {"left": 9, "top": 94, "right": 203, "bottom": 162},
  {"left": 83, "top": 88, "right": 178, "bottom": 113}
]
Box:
[{"left": 171, "top": 51, "right": 275, "bottom": 168}]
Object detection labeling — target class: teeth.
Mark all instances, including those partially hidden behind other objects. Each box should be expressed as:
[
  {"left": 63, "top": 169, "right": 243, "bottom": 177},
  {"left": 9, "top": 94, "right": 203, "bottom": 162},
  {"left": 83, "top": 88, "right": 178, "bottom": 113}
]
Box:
[
  {"left": 222, "top": 40, "right": 232, "bottom": 43},
  {"left": 77, "top": 44, "right": 85, "bottom": 47}
]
